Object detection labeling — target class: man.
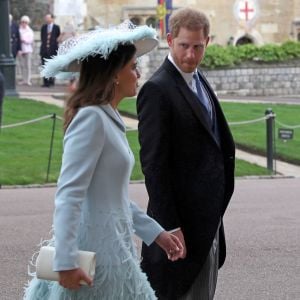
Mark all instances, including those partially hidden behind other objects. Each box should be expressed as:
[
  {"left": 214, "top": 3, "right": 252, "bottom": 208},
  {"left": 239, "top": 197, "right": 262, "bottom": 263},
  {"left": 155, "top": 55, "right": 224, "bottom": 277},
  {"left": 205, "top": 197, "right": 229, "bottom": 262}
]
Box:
[
  {"left": 40, "top": 13, "right": 60, "bottom": 87},
  {"left": 137, "top": 8, "right": 235, "bottom": 299},
  {"left": 9, "top": 14, "right": 21, "bottom": 59},
  {"left": 0, "top": 71, "right": 4, "bottom": 129}
]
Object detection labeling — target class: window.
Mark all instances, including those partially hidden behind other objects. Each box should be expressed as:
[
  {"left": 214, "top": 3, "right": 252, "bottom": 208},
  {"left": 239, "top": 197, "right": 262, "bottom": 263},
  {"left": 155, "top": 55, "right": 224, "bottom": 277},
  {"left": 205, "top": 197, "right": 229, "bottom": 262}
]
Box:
[
  {"left": 146, "top": 17, "right": 156, "bottom": 28},
  {"left": 130, "top": 17, "right": 141, "bottom": 25}
]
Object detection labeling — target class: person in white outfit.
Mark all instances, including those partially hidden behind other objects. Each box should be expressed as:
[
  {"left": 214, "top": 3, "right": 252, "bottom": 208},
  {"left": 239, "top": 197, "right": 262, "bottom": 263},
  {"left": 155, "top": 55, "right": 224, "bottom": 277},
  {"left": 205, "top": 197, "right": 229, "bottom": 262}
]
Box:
[{"left": 18, "top": 15, "right": 34, "bottom": 86}]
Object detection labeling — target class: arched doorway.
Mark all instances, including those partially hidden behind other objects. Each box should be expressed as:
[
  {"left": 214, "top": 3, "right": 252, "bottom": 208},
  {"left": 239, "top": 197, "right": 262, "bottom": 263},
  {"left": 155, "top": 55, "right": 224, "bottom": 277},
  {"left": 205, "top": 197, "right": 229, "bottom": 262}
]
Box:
[{"left": 236, "top": 35, "right": 254, "bottom": 46}]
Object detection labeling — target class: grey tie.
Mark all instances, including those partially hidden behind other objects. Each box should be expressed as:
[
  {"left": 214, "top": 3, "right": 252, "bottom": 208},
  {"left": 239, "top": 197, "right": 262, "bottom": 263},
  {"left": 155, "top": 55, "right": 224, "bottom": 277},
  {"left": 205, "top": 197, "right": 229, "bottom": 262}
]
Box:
[{"left": 193, "top": 73, "right": 212, "bottom": 119}]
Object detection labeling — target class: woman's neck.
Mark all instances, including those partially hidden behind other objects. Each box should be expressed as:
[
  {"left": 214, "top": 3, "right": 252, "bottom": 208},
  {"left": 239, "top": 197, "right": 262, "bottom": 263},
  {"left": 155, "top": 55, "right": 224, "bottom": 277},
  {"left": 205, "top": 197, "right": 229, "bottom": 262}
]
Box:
[{"left": 110, "top": 95, "right": 122, "bottom": 109}]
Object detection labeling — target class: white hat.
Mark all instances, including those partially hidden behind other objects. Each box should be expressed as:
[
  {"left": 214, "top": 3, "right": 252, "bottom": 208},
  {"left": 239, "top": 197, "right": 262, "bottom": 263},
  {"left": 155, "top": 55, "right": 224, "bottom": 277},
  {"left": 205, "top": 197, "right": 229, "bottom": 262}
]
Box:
[{"left": 41, "top": 20, "right": 158, "bottom": 78}]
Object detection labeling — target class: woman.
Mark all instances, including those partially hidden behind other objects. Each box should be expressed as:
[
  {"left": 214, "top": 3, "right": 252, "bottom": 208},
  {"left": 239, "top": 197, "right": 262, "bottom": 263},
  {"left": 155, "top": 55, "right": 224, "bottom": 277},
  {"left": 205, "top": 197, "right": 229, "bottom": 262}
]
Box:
[
  {"left": 18, "top": 15, "right": 34, "bottom": 86},
  {"left": 24, "top": 22, "right": 183, "bottom": 300}
]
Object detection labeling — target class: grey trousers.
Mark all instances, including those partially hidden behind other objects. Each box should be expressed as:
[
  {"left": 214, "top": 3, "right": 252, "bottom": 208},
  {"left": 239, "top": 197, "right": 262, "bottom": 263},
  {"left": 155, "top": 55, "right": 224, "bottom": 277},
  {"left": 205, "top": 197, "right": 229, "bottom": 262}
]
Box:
[{"left": 179, "top": 227, "right": 220, "bottom": 300}]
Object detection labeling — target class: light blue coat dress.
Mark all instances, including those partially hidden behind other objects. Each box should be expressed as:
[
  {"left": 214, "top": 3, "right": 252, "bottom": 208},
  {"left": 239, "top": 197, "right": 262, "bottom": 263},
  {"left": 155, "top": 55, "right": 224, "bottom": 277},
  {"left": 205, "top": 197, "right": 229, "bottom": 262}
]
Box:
[{"left": 24, "top": 104, "right": 164, "bottom": 300}]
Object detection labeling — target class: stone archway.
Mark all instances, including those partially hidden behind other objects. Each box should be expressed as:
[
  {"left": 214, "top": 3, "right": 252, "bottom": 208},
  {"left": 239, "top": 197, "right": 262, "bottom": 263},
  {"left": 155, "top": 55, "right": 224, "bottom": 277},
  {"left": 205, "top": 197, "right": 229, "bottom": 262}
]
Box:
[
  {"left": 236, "top": 35, "right": 254, "bottom": 45},
  {"left": 233, "top": 29, "right": 264, "bottom": 46}
]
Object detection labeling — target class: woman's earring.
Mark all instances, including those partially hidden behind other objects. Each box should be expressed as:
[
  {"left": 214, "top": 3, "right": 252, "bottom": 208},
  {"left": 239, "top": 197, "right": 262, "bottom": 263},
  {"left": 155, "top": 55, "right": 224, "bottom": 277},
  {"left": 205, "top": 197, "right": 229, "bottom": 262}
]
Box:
[{"left": 115, "top": 80, "right": 119, "bottom": 85}]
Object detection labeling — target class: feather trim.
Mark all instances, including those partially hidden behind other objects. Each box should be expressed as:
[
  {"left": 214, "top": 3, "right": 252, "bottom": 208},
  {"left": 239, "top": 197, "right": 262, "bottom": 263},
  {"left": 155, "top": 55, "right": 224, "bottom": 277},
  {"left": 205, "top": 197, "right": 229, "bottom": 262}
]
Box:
[{"left": 23, "top": 211, "right": 157, "bottom": 300}]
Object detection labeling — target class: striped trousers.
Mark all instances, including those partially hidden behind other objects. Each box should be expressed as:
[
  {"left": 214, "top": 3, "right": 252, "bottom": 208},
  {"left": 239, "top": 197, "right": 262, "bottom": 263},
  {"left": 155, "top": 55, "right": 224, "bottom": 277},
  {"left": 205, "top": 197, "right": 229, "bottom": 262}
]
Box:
[{"left": 179, "top": 226, "right": 220, "bottom": 300}]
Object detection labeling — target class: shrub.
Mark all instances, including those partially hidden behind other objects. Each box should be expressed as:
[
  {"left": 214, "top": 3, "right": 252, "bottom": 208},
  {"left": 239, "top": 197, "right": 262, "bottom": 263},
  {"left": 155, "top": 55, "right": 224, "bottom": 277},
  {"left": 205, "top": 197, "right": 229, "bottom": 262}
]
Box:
[{"left": 201, "top": 41, "right": 300, "bottom": 68}]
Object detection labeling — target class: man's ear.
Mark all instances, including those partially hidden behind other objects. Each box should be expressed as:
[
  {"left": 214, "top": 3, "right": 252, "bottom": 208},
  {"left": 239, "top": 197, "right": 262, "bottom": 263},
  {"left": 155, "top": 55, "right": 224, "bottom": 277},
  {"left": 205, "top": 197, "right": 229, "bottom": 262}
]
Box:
[
  {"left": 166, "top": 33, "right": 173, "bottom": 47},
  {"left": 205, "top": 36, "right": 210, "bottom": 46}
]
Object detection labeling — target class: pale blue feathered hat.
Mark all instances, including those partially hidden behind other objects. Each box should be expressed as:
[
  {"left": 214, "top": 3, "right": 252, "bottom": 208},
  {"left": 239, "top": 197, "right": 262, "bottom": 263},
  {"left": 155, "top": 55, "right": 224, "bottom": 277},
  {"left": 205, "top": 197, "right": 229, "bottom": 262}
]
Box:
[{"left": 41, "top": 20, "right": 158, "bottom": 79}]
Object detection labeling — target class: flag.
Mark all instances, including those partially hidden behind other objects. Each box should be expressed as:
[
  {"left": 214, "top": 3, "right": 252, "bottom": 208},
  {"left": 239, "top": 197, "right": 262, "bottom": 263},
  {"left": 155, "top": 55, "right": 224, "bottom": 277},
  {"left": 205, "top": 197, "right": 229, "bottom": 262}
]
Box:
[{"left": 157, "top": 0, "right": 172, "bottom": 38}]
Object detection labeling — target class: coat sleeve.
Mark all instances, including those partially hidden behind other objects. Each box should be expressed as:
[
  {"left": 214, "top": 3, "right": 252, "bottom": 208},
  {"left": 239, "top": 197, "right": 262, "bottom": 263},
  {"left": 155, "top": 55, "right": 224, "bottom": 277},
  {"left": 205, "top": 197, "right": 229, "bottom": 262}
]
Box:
[
  {"left": 53, "top": 108, "right": 105, "bottom": 271},
  {"left": 137, "top": 80, "right": 181, "bottom": 230},
  {"left": 130, "top": 201, "right": 164, "bottom": 246}
]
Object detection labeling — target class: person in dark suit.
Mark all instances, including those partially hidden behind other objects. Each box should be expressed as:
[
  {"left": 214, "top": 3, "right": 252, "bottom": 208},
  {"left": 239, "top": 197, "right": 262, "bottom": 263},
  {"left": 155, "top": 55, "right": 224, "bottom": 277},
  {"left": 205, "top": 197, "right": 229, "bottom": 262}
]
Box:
[
  {"left": 9, "top": 14, "right": 21, "bottom": 58},
  {"left": 0, "top": 71, "right": 4, "bottom": 129},
  {"left": 40, "top": 13, "right": 60, "bottom": 87},
  {"left": 137, "top": 8, "right": 235, "bottom": 300}
]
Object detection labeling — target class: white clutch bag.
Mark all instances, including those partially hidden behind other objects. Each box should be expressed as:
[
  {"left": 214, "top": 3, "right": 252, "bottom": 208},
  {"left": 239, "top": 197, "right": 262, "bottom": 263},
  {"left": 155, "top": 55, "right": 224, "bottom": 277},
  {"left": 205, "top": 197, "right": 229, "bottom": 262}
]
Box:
[{"left": 36, "top": 246, "right": 96, "bottom": 285}]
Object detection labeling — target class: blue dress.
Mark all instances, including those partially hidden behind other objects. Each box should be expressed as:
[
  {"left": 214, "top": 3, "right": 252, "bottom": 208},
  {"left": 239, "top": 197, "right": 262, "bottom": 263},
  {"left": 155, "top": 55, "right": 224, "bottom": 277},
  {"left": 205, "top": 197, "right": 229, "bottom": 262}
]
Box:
[{"left": 24, "top": 105, "right": 163, "bottom": 299}]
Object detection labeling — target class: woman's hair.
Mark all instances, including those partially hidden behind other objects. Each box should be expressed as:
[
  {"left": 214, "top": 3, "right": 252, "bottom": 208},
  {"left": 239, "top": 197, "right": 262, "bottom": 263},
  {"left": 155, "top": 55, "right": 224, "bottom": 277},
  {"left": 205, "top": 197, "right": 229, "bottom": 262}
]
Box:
[
  {"left": 168, "top": 8, "right": 210, "bottom": 38},
  {"left": 20, "top": 15, "right": 30, "bottom": 24},
  {"left": 63, "top": 43, "right": 136, "bottom": 131}
]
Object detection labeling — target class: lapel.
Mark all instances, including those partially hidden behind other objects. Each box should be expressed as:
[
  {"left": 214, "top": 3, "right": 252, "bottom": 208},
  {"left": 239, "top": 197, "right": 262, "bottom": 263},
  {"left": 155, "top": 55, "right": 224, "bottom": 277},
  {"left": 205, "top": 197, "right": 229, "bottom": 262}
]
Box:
[
  {"left": 99, "top": 104, "right": 126, "bottom": 133},
  {"left": 162, "top": 59, "right": 220, "bottom": 148}
]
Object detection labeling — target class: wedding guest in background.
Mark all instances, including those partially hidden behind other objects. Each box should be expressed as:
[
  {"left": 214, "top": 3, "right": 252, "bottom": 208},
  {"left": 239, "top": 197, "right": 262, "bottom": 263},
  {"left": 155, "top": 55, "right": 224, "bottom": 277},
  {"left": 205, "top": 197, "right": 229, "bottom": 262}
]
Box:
[
  {"left": 9, "top": 14, "right": 21, "bottom": 59},
  {"left": 0, "top": 71, "right": 4, "bottom": 129},
  {"left": 40, "top": 13, "right": 60, "bottom": 87},
  {"left": 18, "top": 15, "right": 34, "bottom": 86}
]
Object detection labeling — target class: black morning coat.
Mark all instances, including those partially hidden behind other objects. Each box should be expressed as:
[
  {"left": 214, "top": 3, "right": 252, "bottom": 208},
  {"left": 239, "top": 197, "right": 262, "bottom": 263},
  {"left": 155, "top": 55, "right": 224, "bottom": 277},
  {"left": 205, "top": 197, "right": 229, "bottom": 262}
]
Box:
[
  {"left": 40, "top": 23, "right": 60, "bottom": 59},
  {"left": 10, "top": 21, "right": 21, "bottom": 58},
  {"left": 137, "top": 58, "right": 235, "bottom": 299}
]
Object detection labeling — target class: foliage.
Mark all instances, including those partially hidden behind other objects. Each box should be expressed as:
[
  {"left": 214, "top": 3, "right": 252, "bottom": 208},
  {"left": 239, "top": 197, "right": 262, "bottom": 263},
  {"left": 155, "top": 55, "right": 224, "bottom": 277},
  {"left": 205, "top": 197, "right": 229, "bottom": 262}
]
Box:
[{"left": 201, "top": 41, "right": 300, "bottom": 68}]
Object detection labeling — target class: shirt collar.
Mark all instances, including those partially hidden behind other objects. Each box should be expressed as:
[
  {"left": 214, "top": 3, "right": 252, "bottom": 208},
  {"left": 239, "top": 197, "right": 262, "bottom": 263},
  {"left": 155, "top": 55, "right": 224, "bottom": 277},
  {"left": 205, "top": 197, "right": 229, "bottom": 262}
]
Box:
[{"left": 167, "top": 53, "right": 197, "bottom": 89}]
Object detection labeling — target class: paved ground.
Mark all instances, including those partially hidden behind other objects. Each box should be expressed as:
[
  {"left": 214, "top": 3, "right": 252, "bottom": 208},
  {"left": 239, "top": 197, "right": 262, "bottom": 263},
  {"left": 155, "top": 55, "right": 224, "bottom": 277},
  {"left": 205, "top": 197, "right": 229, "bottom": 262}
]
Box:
[{"left": 0, "top": 178, "right": 299, "bottom": 300}]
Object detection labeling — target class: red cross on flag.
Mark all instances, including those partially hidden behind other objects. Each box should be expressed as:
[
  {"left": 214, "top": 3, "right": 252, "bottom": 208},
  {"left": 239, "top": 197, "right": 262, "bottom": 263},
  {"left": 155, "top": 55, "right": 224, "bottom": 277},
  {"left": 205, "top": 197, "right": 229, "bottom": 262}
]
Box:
[{"left": 234, "top": 0, "right": 259, "bottom": 28}]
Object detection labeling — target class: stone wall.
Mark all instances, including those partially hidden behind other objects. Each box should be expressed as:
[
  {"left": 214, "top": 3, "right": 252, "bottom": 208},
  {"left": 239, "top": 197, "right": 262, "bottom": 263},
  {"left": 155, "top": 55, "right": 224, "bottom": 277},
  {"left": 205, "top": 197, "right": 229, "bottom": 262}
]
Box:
[
  {"left": 25, "top": 33, "right": 300, "bottom": 96},
  {"left": 205, "top": 63, "right": 300, "bottom": 96},
  {"left": 140, "top": 45, "right": 300, "bottom": 97}
]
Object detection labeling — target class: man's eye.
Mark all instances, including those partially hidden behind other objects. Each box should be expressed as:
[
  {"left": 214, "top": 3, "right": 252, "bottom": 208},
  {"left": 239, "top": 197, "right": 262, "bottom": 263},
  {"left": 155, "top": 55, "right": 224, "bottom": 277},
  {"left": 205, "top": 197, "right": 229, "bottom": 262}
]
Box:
[{"left": 192, "top": 44, "right": 204, "bottom": 51}]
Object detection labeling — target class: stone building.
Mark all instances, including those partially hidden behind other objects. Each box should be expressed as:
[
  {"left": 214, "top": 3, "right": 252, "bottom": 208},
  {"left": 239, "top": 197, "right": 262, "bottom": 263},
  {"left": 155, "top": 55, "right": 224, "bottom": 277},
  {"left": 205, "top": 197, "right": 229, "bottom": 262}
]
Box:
[
  {"left": 10, "top": 0, "right": 300, "bottom": 45},
  {"left": 9, "top": 0, "right": 300, "bottom": 96}
]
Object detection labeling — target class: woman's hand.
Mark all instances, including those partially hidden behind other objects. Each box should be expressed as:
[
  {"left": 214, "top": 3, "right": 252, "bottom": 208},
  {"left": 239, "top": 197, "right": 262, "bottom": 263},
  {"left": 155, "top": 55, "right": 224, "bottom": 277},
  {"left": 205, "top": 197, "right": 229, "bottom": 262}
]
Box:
[
  {"left": 155, "top": 231, "right": 185, "bottom": 261},
  {"left": 59, "top": 268, "right": 93, "bottom": 290}
]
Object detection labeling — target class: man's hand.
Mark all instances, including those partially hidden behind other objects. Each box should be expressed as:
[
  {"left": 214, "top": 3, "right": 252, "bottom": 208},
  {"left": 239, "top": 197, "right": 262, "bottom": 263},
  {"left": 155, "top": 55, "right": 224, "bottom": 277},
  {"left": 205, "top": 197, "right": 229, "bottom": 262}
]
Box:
[
  {"left": 59, "top": 268, "right": 93, "bottom": 290},
  {"left": 155, "top": 231, "right": 185, "bottom": 261},
  {"left": 171, "top": 229, "right": 187, "bottom": 258}
]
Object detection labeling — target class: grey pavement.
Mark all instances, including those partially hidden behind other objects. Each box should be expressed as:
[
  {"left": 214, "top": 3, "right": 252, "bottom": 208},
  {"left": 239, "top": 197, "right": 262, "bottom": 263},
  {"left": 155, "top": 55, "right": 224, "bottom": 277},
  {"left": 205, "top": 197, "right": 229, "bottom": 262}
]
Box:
[
  {"left": 0, "top": 178, "right": 299, "bottom": 300},
  {"left": 15, "top": 83, "right": 300, "bottom": 178}
]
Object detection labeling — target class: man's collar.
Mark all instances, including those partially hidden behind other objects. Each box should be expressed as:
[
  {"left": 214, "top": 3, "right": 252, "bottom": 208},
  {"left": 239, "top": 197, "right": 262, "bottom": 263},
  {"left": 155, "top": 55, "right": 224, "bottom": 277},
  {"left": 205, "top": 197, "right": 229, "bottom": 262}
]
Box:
[{"left": 167, "top": 53, "right": 197, "bottom": 87}]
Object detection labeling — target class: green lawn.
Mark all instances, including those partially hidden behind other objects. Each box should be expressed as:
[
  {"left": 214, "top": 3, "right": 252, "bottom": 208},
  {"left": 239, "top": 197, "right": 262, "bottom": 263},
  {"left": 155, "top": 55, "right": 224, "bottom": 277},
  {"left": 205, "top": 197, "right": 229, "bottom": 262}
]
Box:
[
  {"left": 119, "top": 97, "right": 300, "bottom": 165},
  {"left": 0, "top": 98, "right": 64, "bottom": 185},
  {"left": 222, "top": 102, "right": 300, "bottom": 164},
  {"left": 0, "top": 97, "right": 274, "bottom": 185}
]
